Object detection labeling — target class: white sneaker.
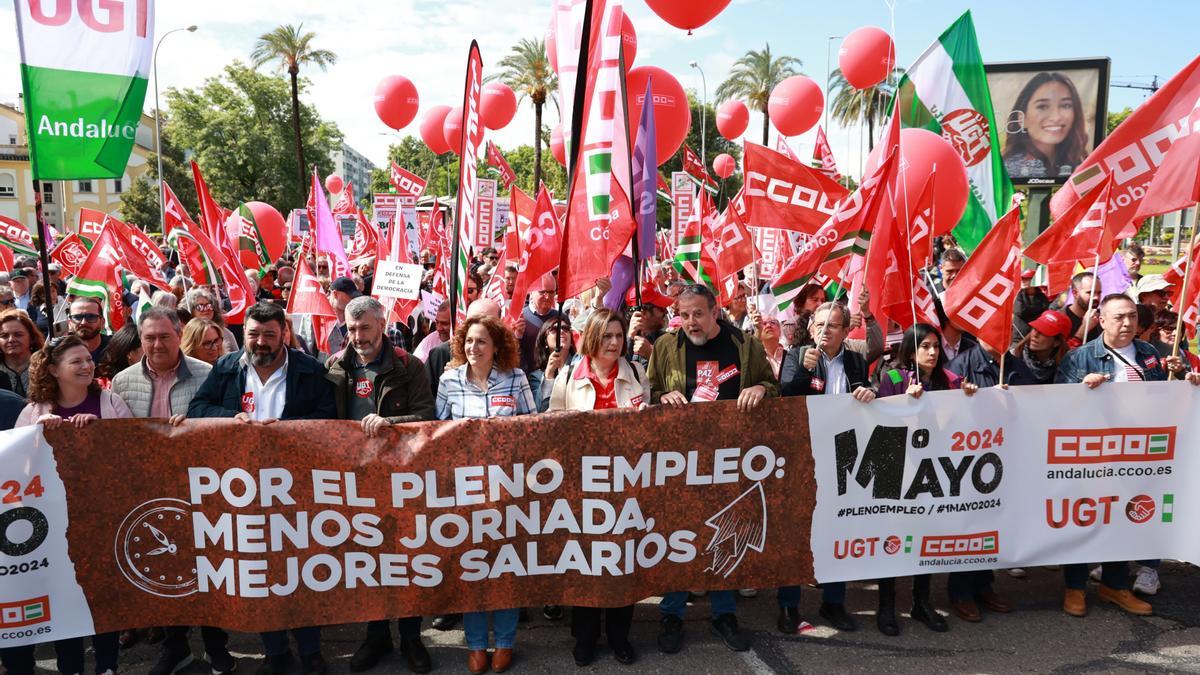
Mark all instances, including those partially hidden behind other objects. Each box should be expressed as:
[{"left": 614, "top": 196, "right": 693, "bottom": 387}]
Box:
[
  {"left": 1089, "top": 566, "right": 1103, "bottom": 582},
  {"left": 738, "top": 588, "right": 758, "bottom": 598},
  {"left": 1007, "top": 568, "right": 1026, "bottom": 578},
  {"left": 1133, "top": 567, "right": 1161, "bottom": 595}
]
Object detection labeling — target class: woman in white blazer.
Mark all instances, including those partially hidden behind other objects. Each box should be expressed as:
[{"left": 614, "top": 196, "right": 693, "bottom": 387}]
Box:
[{"left": 548, "top": 309, "right": 648, "bottom": 667}]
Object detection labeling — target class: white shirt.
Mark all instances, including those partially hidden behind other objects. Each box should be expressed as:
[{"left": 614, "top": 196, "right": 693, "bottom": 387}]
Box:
[
  {"left": 242, "top": 351, "right": 289, "bottom": 420},
  {"left": 1108, "top": 342, "right": 1141, "bottom": 383},
  {"left": 821, "top": 347, "right": 849, "bottom": 394},
  {"left": 942, "top": 334, "right": 964, "bottom": 364}
]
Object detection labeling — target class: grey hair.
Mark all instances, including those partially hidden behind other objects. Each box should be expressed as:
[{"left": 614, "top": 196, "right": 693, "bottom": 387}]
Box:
[
  {"left": 151, "top": 290, "right": 178, "bottom": 309},
  {"left": 813, "top": 301, "right": 851, "bottom": 328},
  {"left": 138, "top": 307, "right": 183, "bottom": 334},
  {"left": 183, "top": 287, "right": 216, "bottom": 312},
  {"left": 676, "top": 283, "right": 717, "bottom": 309},
  {"left": 345, "top": 295, "right": 386, "bottom": 323}
]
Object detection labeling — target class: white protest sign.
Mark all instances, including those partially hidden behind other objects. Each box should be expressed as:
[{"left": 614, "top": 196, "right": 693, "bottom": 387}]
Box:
[{"left": 372, "top": 261, "right": 423, "bottom": 300}]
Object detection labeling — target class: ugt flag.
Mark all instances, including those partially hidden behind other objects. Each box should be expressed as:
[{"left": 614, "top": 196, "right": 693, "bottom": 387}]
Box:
[
  {"left": 892, "top": 11, "right": 1012, "bottom": 253},
  {"left": 15, "top": 1, "right": 155, "bottom": 179}
]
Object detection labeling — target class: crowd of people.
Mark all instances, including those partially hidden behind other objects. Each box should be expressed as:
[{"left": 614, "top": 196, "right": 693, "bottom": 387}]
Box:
[{"left": 0, "top": 234, "right": 1198, "bottom": 675}]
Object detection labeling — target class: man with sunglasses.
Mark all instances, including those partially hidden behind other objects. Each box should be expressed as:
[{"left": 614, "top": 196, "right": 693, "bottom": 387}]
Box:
[
  {"left": 67, "top": 297, "right": 110, "bottom": 363},
  {"left": 0, "top": 286, "right": 15, "bottom": 311}
]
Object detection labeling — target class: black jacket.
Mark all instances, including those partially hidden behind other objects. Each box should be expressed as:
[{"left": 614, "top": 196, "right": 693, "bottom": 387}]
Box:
[
  {"left": 326, "top": 338, "right": 435, "bottom": 423},
  {"left": 780, "top": 345, "right": 873, "bottom": 397},
  {"left": 188, "top": 347, "right": 336, "bottom": 420},
  {"left": 948, "top": 343, "right": 1037, "bottom": 388}
]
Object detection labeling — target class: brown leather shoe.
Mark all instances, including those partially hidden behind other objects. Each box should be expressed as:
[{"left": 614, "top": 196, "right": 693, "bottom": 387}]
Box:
[
  {"left": 468, "top": 649, "right": 490, "bottom": 674},
  {"left": 1063, "top": 589, "right": 1087, "bottom": 617},
  {"left": 1098, "top": 585, "right": 1152, "bottom": 616},
  {"left": 950, "top": 598, "right": 981, "bottom": 622},
  {"left": 977, "top": 590, "right": 1012, "bottom": 613},
  {"left": 491, "top": 648, "right": 513, "bottom": 673}
]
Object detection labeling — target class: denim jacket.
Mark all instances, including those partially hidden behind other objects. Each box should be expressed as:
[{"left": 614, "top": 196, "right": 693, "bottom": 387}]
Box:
[{"left": 1055, "top": 337, "right": 1170, "bottom": 384}]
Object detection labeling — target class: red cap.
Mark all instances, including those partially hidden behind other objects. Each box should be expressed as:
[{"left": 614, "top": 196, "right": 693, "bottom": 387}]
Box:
[
  {"left": 1021, "top": 269, "right": 1035, "bottom": 280},
  {"left": 626, "top": 283, "right": 674, "bottom": 309},
  {"left": 1029, "top": 310, "right": 1071, "bottom": 339}
]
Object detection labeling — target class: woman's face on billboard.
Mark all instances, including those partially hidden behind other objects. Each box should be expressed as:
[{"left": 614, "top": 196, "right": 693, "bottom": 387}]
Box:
[{"left": 1025, "top": 80, "right": 1075, "bottom": 150}]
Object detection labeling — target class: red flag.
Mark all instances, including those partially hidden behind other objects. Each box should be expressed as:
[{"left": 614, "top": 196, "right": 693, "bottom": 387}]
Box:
[
  {"left": 450, "top": 42, "right": 485, "bottom": 322},
  {"left": 1163, "top": 243, "right": 1200, "bottom": 338},
  {"left": 880, "top": 172, "right": 938, "bottom": 328},
  {"left": 0, "top": 246, "right": 11, "bottom": 274},
  {"left": 64, "top": 224, "right": 126, "bottom": 331},
  {"left": 709, "top": 188, "right": 757, "bottom": 281},
  {"left": 743, "top": 141, "right": 850, "bottom": 233},
  {"left": 485, "top": 141, "right": 518, "bottom": 191},
  {"left": 347, "top": 210, "right": 381, "bottom": 264},
  {"left": 104, "top": 216, "right": 171, "bottom": 291},
  {"left": 557, "top": 0, "right": 638, "bottom": 301},
  {"left": 191, "top": 161, "right": 226, "bottom": 244},
  {"left": 1048, "top": 176, "right": 1118, "bottom": 264},
  {"left": 287, "top": 257, "right": 336, "bottom": 318},
  {"left": 511, "top": 186, "right": 561, "bottom": 312},
  {"left": 375, "top": 214, "right": 421, "bottom": 325},
  {"left": 389, "top": 163, "right": 428, "bottom": 200},
  {"left": 683, "top": 145, "right": 716, "bottom": 187},
  {"left": 657, "top": 172, "right": 670, "bottom": 194},
  {"left": 943, "top": 207, "right": 1023, "bottom": 353},
  {"left": 77, "top": 207, "right": 107, "bottom": 247},
  {"left": 50, "top": 234, "right": 89, "bottom": 277},
  {"left": 1051, "top": 54, "right": 1200, "bottom": 237},
  {"left": 332, "top": 184, "right": 357, "bottom": 216},
  {"left": 812, "top": 126, "right": 842, "bottom": 181},
  {"left": 775, "top": 136, "right": 800, "bottom": 163}
]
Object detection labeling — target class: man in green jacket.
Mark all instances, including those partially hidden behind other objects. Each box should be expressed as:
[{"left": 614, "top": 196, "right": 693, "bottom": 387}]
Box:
[
  {"left": 645, "top": 284, "right": 778, "bottom": 655},
  {"left": 326, "top": 296, "right": 434, "bottom": 673}
]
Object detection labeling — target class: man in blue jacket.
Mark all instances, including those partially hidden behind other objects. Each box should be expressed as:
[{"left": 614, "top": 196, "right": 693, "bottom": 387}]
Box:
[
  {"left": 189, "top": 301, "right": 336, "bottom": 675},
  {"left": 1056, "top": 293, "right": 1200, "bottom": 619}
]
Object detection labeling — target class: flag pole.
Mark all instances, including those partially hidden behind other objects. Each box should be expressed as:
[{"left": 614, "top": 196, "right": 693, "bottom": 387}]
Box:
[
  {"left": 32, "top": 183, "right": 56, "bottom": 339},
  {"left": 1168, "top": 207, "right": 1200, "bottom": 380},
  {"left": 998, "top": 350, "right": 1006, "bottom": 387},
  {"left": 618, "top": 41, "right": 642, "bottom": 309},
  {"left": 1081, "top": 249, "right": 1102, "bottom": 344}
]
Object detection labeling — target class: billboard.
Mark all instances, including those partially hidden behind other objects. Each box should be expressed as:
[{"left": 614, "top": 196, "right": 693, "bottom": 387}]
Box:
[{"left": 985, "top": 58, "right": 1110, "bottom": 186}]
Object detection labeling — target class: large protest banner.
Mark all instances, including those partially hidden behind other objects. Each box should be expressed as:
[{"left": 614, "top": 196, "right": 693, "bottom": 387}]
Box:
[
  {"left": 808, "top": 383, "right": 1200, "bottom": 582},
  {"left": 0, "top": 400, "right": 813, "bottom": 646}
]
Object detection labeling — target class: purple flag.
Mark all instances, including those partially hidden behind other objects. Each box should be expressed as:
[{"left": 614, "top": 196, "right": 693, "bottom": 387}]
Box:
[{"left": 605, "top": 77, "right": 658, "bottom": 311}]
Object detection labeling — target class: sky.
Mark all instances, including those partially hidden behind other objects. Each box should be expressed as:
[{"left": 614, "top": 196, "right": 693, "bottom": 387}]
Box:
[{"left": 1, "top": 0, "right": 1194, "bottom": 181}]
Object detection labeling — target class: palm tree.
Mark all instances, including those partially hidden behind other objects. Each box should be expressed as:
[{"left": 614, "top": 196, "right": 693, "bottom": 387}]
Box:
[
  {"left": 251, "top": 24, "right": 336, "bottom": 197},
  {"left": 491, "top": 38, "right": 557, "bottom": 192},
  {"left": 715, "top": 44, "right": 803, "bottom": 145},
  {"left": 828, "top": 67, "right": 906, "bottom": 151}
]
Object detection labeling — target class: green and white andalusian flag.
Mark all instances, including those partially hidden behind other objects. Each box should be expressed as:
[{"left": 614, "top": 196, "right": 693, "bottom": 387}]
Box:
[
  {"left": 893, "top": 11, "right": 1012, "bottom": 253},
  {"left": 15, "top": 1, "right": 155, "bottom": 179}
]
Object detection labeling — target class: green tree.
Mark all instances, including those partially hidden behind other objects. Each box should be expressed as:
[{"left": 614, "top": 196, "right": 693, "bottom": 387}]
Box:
[
  {"left": 828, "top": 67, "right": 905, "bottom": 152},
  {"left": 164, "top": 62, "right": 342, "bottom": 211},
  {"left": 653, "top": 94, "right": 743, "bottom": 227},
  {"left": 715, "top": 44, "right": 802, "bottom": 145},
  {"left": 491, "top": 37, "right": 558, "bottom": 193},
  {"left": 499, "top": 143, "right": 567, "bottom": 196},
  {"left": 118, "top": 118, "right": 198, "bottom": 232},
  {"left": 1107, "top": 106, "right": 1133, "bottom": 135},
  {"left": 251, "top": 23, "right": 337, "bottom": 196}
]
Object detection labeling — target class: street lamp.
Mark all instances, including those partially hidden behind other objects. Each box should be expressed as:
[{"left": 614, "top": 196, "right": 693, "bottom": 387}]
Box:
[
  {"left": 153, "top": 25, "right": 197, "bottom": 232},
  {"left": 689, "top": 61, "right": 707, "bottom": 166},
  {"left": 824, "top": 36, "right": 841, "bottom": 137}
]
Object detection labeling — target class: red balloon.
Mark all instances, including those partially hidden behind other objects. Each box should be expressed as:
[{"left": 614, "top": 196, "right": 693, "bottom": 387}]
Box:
[
  {"left": 716, "top": 100, "right": 749, "bottom": 140},
  {"left": 420, "top": 105, "right": 452, "bottom": 155},
  {"left": 644, "top": 0, "right": 731, "bottom": 32},
  {"left": 481, "top": 82, "right": 517, "bottom": 130},
  {"left": 769, "top": 75, "right": 823, "bottom": 137},
  {"left": 839, "top": 27, "right": 896, "bottom": 90},
  {"left": 245, "top": 202, "right": 287, "bottom": 265},
  {"left": 373, "top": 75, "right": 420, "bottom": 130},
  {"left": 626, "top": 66, "right": 691, "bottom": 166},
  {"left": 713, "top": 153, "right": 736, "bottom": 179},
  {"left": 865, "top": 128, "right": 969, "bottom": 235},
  {"left": 547, "top": 11, "right": 636, "bottom": 72},
  {"left": 550, "top": 125, "right": 566, "bottom": 166},
  {"left": 324, "top": 174, "right": 343, "bottom": 194},
  {"left": 443, "top": 106, "right": 464, "bottom": 156}
]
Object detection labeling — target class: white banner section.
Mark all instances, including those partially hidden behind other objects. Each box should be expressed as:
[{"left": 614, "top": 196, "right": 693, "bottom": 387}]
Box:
[{"left": 808, "top": 382, "right": 1200, "bottom": 583}]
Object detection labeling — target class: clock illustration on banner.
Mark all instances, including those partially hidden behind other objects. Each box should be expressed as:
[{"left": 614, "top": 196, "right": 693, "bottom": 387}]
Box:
[{"left": 114, "top": 498, "right": 198, "bottom": 598}]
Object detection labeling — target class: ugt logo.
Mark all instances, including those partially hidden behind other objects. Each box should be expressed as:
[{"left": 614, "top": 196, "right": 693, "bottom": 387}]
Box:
[{"left": 834, "top": 425, "right": 1003, "bottom": 500}]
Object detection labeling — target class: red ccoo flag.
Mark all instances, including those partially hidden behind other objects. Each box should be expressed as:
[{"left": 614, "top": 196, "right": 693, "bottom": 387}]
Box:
[
  {"left": 812, "top": 126, "right": 842, "bottom": 181},
  {"left": 943, "top": 206, "right": 1023, "bottom": 353},
  {"left": 742, "top": 141, "right": 849, "bottom": 234}
]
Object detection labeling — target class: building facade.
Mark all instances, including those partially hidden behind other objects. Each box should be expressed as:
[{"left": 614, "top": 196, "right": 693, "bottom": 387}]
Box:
[
  {"left": 332, "top": 143, "right": 375, "bottom": 208},
  {"left": 0, "top": 101, "right": 157, "bottom": 234}
]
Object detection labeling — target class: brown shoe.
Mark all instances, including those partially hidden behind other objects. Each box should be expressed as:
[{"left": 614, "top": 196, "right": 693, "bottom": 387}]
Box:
[
  {"left": 468, "top": 650, "right": 490, "bottom": 674},
  {"left": 950, "top": 598, "right": 981, "bottom": 622},
  {"left": 491, "top": 648, "right": 513, "bottom": 673},
  {"left": 1063, "top": 589, "right": 1087, "bottom": 617},
  {"left": 1098, "top": 585, "right": 1152, "bottom": 616},
  {"left": 977, "top": 590, "right": 1012, "bottom": 613}
]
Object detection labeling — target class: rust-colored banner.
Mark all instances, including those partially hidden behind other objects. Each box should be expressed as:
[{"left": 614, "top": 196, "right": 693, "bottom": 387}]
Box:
[{"left": 35, "top": 398, "right": 813, "bottom": 635}]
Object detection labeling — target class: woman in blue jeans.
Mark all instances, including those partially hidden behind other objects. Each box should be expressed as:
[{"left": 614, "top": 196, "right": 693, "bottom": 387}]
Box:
[{"left": 437, "top": 315, "right": 536, "bottom": 674}]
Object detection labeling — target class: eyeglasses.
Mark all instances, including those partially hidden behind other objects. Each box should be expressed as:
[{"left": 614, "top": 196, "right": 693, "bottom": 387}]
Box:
[
  {"left": 193, "top": 303, "right": 213, "bottom": 312},
  {"left": 201, "top": 339, "right": 223, "bottom": 350},
  {"left": 0, "top": 299, "right": 13, "bottom": 307},
  {"left": 69, "top": 313, "right": 102, "bottom": 323}
]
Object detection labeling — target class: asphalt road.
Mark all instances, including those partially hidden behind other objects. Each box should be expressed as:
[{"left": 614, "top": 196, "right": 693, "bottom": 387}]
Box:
[{"left": 16, "top": 562, "right": 1200, "bottom": 674}]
